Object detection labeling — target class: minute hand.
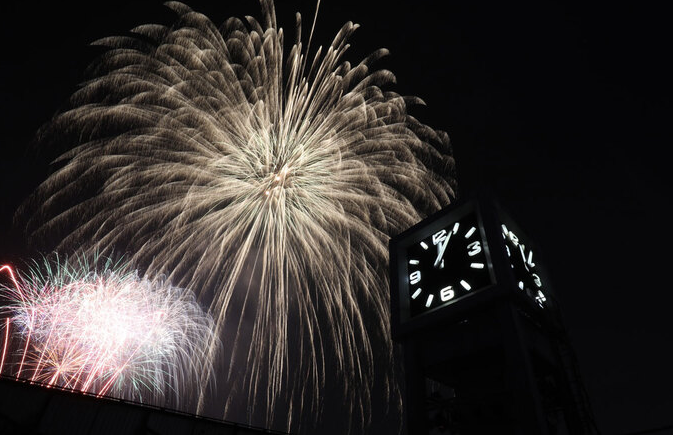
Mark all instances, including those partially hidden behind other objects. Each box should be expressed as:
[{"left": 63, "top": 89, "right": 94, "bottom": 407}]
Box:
[{"left": 434, "top": 231, "right": 452, "bottom": 268}]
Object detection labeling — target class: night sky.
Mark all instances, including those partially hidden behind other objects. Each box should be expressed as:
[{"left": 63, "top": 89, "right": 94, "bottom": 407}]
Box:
[{"left": 1, "top": 1, "right": 671, "bottom": 434}]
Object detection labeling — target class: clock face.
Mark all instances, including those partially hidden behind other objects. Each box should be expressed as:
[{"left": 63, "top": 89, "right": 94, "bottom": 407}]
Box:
[
  {"left": 501, "top": 223, "right": 548, "bottom": 308},
  {"left": 404, "top": 212, "right": 492, "bottom": 317}
]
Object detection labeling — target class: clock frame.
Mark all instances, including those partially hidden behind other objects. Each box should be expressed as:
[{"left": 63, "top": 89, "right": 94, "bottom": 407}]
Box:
[{"left": 390, "top": 197, "right": 554, "bottom": 339}]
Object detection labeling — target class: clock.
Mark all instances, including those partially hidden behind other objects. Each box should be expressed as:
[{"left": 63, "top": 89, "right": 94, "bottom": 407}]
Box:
[
  {"left": 391, "top": 202, "right": 495, "bottom": 324},
  {"left": 501, "top": 222, "right": 548, "bottom": 308},
  {"left": 390, "top": 198, "right": 555, "bottom": 338},
  {"left": 404, "top": 210, "right": 492, "bottom": 317}
]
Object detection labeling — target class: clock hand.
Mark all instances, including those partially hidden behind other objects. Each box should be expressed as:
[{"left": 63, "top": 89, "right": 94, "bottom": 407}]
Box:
[
  {"left": 519, "top": 244, "right": 530, "bottom": 272},
  {"left": 434, "top": 231, "right": 452, "bottom": 268}
]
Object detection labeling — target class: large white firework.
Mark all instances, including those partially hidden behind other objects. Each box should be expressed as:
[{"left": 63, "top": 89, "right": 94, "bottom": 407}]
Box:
[
  {"left": 20, "top": 1, "right": 455, "bottom": 432},
  {"left": 0, "top": 256, "right": 216, "bottom": 409}
]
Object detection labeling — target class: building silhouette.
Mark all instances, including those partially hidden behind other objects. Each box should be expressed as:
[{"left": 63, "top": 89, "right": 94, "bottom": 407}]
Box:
[{"left": 0, "top": 376, "right": 287, "bottom": 435}]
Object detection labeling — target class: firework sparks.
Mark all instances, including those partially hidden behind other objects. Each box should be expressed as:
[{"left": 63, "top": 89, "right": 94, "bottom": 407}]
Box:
[
  {"left": 0, "top": 256, "right": 216, "bottom": 409},
  {"left": 19, "top": 1, "right": 455, "bottom": 432}
]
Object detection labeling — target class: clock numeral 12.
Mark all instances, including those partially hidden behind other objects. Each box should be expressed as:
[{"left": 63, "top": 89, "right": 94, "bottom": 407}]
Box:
[{"left": 432, "top": 229, "right": 447, "bottom": 245}]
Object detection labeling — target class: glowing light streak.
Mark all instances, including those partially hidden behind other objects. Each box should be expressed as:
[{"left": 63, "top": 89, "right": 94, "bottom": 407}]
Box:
[
  {"left": 1, "top": 318, "right": 8, "bottom": 374},
  {"left": 16, "top": 308, "right": 34, "bottom": 378}
]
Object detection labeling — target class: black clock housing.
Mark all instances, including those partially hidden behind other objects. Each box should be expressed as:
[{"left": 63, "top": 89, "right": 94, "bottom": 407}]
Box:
[
  {"left": 390, "top": 200, "right": 497, "bottom": 338},
  {"left": 390, "top": 197, "right": 555, "bottom": 339}
]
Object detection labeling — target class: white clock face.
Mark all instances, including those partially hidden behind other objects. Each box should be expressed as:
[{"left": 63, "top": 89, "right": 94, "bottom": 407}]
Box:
[
  {"left": 405, "top": 212, "right": 492, "bottom": 317},
  {"left": 501, "top": 223, "right": 547, "bottom": 308}
]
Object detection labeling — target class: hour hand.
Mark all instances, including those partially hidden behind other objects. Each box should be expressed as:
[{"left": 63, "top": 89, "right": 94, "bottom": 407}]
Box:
[{"left": 434, "top": 231, "right": 451, "bottom": 268}]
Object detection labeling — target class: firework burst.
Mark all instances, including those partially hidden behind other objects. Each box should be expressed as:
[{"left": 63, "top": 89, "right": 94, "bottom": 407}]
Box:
[
  {"left": 19, "top": 1, "right": 455, "bottom": 432},
  {"left": 0, "top": 256, "right": 216, "bottom": 409}
]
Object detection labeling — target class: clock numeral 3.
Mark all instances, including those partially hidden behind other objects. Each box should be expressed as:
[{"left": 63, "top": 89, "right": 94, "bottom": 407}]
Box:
[{"left": 467, "top": 241, "right": 482, "bottom": 256}]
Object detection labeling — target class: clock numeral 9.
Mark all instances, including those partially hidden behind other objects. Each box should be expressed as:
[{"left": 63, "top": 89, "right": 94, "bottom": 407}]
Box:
[
  {"left": 532, "top": 273, "right": 542, "bottom": 288},
  {"left": 467, "top": 241, "right": 482, "bottom": 256},
  {"left": 409, "top": 270, "right": 421, "bottom": 285}
]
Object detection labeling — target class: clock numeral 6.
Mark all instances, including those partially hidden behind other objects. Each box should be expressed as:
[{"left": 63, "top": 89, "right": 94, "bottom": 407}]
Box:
[
  {"left": 440, "top": 286, "right": 455, "bottom": 302},
  {"left": 409, "top": 270, "right": 421, "bottom": 285},
  {"left": 467, "top": 241, "right": 482, "bottom": 256}
]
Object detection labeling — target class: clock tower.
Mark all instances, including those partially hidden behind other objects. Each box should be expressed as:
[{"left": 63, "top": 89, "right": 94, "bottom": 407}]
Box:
[{"left": 389, "top": 196, "right": 597, "bottom": 434}]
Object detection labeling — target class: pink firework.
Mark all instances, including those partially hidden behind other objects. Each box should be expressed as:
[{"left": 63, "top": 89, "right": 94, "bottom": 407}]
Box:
[{"left": 0, "top": 256, "right": 217, "bottom": 410}]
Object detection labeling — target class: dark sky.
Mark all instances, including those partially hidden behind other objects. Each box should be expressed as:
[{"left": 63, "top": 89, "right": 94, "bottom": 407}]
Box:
[{"left": 0, "top": 1, "right": 671, "bottom": 434}]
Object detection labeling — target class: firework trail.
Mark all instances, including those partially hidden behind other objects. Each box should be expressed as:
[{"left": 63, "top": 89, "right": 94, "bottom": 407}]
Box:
[
  {"left": 19, "top": 1, "right": 455, "bottom": 432},
  {"left": 0, "top": 256, "right": 216, "bottom": 409}
]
